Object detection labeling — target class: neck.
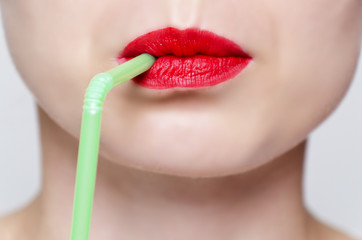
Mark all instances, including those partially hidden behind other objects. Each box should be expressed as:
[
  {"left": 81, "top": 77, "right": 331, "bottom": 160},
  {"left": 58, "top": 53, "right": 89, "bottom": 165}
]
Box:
[{"left": 25, "top": 106, "right": 311, "bottom": 240}]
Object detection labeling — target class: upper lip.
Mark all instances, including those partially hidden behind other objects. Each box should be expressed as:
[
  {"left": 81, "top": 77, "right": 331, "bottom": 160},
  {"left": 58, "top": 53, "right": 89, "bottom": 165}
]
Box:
[{"left": 119, "top": 27, "right": 251, "bottom": 59}]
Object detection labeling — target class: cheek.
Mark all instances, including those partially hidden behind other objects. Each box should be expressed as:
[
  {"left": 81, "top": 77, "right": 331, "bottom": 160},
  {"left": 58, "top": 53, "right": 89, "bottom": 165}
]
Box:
[
  {"left": 1, "top": 1, "right": 114, "bottom": 138},
  {"left": 264, "top": 0, "right": 361, "bottom": 145},
  {"left": 1, "top": 0, "right": 172, "bottom": 140}
]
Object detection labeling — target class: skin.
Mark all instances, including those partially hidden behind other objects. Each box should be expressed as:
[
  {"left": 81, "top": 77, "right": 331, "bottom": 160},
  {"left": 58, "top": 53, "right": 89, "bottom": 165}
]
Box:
[{"left": 0, "top": 0, "right": 361, "bottom": 239}]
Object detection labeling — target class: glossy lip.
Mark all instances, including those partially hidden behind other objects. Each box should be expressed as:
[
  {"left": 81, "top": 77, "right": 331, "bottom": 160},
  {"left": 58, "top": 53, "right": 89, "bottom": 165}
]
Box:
[{"left": 118, "top": 27, "right": 252, "bottom": 89}]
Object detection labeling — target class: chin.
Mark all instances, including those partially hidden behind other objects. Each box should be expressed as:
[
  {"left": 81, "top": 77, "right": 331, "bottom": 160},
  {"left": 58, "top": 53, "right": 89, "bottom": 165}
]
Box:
[{"left": 97, "top": 121, "right": 274, "bottom": 179}]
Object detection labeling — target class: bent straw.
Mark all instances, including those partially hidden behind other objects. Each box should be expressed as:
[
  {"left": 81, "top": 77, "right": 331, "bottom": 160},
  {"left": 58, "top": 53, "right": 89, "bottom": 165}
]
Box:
[{"left": 71, "top": 53, "right": 155, "bottom": 240}]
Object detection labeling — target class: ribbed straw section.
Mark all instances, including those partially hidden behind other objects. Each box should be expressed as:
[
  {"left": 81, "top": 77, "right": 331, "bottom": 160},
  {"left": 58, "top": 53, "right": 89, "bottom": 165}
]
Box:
[{"left": 83, "top": 73, "right": 113, "bottom": 113}]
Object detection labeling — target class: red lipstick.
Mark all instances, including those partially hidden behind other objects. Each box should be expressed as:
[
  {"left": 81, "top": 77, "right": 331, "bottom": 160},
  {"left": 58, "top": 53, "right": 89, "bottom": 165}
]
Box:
[{"left": 119, "top": 27, "right": 251, "bottom": 89}]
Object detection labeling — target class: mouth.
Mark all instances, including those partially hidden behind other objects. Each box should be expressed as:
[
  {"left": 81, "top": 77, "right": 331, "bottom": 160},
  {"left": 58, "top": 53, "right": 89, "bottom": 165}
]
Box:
[{"left": 118, "top": 27, "right": 252, "bottom": 89}]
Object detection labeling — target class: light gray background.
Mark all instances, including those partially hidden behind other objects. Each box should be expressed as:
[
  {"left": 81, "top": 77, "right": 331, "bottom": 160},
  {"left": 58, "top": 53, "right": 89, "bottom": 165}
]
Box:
[{"left": 0, "top": 15, "right": 361, "bottom": 238}]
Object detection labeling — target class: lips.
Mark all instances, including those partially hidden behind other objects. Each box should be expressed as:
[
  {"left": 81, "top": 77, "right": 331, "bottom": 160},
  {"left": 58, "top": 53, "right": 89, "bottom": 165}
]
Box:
[{"left": 119, "top": 27, "right": 251, "bottom": 89}]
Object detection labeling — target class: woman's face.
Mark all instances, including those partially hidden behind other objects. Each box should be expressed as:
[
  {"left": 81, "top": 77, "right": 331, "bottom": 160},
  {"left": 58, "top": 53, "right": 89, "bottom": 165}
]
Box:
[{"left": 1, "top": 0, "right": 361, "bottom": 177}]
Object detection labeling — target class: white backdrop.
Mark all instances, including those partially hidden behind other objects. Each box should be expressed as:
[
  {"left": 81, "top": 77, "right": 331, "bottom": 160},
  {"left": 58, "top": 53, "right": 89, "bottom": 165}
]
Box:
[{"left": 0, "top": 16, "right": 361, "bottom": 238}]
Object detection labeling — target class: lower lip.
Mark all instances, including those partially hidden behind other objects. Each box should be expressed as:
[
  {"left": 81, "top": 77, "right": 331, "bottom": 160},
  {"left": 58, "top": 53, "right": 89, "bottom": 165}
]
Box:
[{"left": 121, "top": 55, "right": 250, "bottom": 89}]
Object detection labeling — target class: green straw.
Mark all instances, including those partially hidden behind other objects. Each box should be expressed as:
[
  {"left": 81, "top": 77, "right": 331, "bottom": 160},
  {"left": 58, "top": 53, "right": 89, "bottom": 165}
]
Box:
[{"left": 70, "top": 53, "right": 155, "bottom": 240}]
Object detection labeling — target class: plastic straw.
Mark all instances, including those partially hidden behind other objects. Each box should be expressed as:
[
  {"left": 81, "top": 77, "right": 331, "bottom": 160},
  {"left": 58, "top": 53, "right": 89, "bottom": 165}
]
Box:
[{"left": 70, "top": 53, "right": 155, "bottom": 240}]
